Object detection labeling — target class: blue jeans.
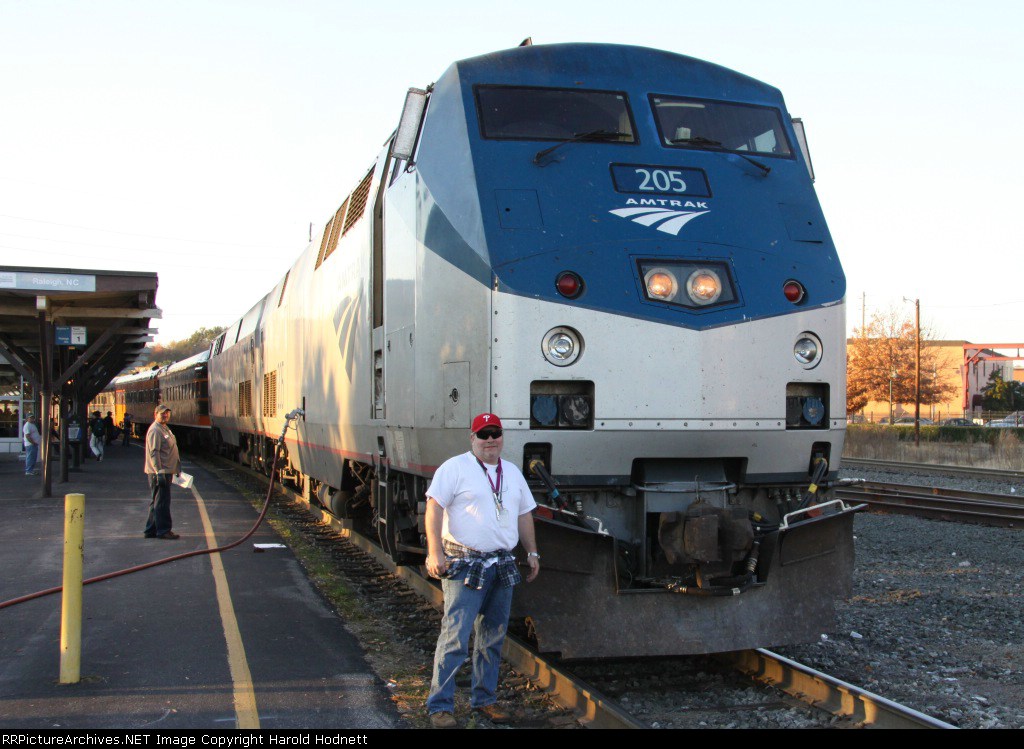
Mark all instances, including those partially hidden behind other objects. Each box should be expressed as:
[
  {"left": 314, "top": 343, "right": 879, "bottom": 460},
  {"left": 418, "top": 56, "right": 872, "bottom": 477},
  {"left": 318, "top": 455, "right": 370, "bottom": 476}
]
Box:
[
  {"left": 144, "top": 474, "right": 173, "bottom": 536},
  {"left": 426, "top": 564, "right": 514, "bottom": 714},
  {"left": 24, "top": 443, "right": 38, "bottom": 474}
]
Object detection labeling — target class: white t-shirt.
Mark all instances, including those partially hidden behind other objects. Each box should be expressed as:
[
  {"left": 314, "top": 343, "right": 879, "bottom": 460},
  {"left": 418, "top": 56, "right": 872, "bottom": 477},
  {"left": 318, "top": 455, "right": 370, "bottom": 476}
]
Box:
[
  {"left": 426, "top": 451, "right": 537, "bottom": 553},
  {"left": 22, "top": 421, "right": 40, "bottom": 448}
]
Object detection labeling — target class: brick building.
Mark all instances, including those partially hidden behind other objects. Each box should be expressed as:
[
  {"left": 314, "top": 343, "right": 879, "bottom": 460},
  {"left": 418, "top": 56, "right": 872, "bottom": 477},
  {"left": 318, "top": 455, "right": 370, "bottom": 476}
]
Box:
[{"left": 852, "top": 340, "right": 1012, "bottom": 423}]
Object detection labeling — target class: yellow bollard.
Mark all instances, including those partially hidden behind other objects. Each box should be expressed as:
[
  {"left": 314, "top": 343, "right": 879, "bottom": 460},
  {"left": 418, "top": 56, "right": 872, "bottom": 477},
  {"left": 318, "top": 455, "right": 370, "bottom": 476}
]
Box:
[{"left": 59, "top": 493, "right": 85, "bottom": 685}]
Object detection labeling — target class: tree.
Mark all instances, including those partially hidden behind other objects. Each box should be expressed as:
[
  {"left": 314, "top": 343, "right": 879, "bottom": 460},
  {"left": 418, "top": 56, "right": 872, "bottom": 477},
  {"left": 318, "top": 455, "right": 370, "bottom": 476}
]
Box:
[
  {"left": 981, "top": 370, "right": 1024, "bottom": 412},
  {"left": 147, "top": 326, "right": 225, "bottom": 367},
  {"left": 846, "top": 307, "right": 955, "bottom": 415}
]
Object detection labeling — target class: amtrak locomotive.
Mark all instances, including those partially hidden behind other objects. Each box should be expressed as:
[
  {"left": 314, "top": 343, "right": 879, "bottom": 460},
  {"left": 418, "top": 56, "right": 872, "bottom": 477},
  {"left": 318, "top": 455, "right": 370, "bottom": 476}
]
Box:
[{"left": 198, "top": 42, "right": 858, "bottom": 659}]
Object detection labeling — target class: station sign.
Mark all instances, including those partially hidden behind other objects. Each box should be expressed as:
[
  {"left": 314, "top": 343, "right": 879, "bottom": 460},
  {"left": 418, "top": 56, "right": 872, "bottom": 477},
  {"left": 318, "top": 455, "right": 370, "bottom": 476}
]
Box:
[
  {"left": 55, "top": 326, "right": 87, "bottom": 346},
  {"left": 0, "top": 271, "right": 96, "bottom": 293}
]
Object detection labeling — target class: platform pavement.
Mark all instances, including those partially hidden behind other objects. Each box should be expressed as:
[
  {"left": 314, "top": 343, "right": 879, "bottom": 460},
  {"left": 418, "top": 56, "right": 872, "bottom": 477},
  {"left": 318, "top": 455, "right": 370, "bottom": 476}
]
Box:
[{"left": 0, "top": 438, "right": 403, "bottom": 730}]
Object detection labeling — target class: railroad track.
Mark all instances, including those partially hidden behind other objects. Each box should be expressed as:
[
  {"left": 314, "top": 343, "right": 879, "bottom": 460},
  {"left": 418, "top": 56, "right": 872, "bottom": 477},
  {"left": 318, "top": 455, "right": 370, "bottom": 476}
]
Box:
[
  {"left": 841, "top": 458, "right": 1024, "bottom": 484},
  {"left": 206, "top": 454, "right": 955, "bottom": 729},
  {"left": 718, "top": 650, "right": 954, "bottom": 729},
  {"left": 836, "top": 482, "right": 1024, "bottom": 528}
]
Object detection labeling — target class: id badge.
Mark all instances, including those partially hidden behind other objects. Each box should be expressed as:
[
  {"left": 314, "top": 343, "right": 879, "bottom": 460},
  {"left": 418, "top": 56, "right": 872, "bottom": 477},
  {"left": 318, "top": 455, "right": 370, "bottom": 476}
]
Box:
[{"left": 495, "top": 505, "right": 508, "bottom": 525}]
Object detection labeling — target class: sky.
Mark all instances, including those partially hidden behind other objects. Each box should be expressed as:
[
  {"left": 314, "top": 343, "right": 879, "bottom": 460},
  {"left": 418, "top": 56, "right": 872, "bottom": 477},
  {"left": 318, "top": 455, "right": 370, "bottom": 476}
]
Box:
[{"left": 1, "top": 0, "right": 1022, "bottom": 355}]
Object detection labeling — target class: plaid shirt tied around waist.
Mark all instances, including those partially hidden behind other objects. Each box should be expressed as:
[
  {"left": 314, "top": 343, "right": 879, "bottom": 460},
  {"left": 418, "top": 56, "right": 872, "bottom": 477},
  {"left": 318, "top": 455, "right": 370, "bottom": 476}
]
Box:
[{"left": 442, "top": 539, "right": 522, "bottom": 590}]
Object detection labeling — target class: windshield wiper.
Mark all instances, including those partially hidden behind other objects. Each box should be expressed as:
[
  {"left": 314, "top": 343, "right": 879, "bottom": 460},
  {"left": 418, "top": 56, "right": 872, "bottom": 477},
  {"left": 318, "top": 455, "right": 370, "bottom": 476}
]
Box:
[
  {"left": 670, "top": 135, "right": 772, "bottom": 176},
  {"left": 533, "top": 129, "right": 627, "bottom": 165}
]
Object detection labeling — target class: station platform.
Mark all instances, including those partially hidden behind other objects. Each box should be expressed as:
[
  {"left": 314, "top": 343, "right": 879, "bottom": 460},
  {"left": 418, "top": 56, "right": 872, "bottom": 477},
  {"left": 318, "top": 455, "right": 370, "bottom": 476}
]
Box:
[{"left": 0, "top": 440, "right": 402, "bottom": 730}]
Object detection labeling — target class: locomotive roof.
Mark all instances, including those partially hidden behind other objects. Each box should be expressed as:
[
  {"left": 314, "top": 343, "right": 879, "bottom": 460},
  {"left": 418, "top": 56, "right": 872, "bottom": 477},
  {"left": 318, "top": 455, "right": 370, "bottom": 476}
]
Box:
[
  {"left": 449, "top": 43, "right": 783, "bottom": 105},
  {"left": 162, "top": 349, "right": 210, "bottom": 374}
]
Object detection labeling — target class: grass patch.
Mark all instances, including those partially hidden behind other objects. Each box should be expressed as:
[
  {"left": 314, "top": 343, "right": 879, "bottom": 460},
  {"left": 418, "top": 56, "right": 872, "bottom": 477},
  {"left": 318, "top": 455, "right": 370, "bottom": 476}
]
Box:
[{"left": 845, "top": 425, "right": 1024, "bottom": 468}]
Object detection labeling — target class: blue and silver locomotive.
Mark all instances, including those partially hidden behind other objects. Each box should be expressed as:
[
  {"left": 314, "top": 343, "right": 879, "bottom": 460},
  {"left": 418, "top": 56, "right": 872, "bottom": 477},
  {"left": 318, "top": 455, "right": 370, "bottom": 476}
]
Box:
[{"left": 208, "top": 42, "right": 858, "bottom": 659}]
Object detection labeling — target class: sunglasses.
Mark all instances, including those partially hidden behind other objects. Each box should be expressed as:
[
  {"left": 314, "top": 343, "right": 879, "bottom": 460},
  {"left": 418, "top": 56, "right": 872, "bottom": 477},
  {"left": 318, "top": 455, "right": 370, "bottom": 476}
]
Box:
[{"left": 475, "top": 428, "right": 503, "bottom": 440}]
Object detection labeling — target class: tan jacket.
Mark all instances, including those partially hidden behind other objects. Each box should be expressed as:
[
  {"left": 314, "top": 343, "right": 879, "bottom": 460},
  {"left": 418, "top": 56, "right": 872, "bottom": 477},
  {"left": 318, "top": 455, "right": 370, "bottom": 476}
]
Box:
[{"left": 144, "top": 421, "right": 181, "bottom": 475}]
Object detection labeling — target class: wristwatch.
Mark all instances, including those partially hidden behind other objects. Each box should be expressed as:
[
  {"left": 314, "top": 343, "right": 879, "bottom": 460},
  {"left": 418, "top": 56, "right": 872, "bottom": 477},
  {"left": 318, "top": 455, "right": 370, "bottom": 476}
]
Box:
[{"left": 527, "top": 551, "right": 541, "bottom": 560}]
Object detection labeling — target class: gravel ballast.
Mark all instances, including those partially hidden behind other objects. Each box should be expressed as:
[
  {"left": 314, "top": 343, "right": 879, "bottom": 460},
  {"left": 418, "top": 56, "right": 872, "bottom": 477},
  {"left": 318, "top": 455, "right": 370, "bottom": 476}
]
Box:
[{"left": 771, "top": 467, "right": 1024, "bottom": 728}]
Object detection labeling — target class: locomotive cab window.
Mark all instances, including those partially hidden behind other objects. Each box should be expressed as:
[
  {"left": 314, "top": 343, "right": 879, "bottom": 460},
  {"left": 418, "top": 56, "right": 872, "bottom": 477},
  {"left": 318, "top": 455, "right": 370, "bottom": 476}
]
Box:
[
  {"left": 476, "top": 86, "right": 637, "bottom": 143},
  {"left": 651, "top": 95, "right": 792, "bottom": 158}
]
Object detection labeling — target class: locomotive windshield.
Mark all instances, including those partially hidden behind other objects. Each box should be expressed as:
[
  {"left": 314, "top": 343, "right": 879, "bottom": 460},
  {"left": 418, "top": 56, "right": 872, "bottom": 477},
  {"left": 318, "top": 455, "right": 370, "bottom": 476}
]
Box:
[
  {"left": 651, "top": 95, "right": 792, "bottom": 157},
  {"left": 475, "top": 86, "right": 636, "bottom": 143}
]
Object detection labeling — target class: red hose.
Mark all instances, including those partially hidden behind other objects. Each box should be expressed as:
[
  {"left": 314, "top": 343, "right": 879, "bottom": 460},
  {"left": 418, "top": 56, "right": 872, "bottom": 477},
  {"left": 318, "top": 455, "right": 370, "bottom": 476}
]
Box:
[{"left": 0, "top": 450, "right": 282, "bottom": 611}]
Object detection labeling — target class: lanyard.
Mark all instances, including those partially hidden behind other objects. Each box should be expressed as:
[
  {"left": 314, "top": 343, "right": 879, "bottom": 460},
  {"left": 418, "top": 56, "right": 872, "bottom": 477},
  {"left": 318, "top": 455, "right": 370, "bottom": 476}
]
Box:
[{"left": 476, "top": 458, "right": 503, "bottom": 511}]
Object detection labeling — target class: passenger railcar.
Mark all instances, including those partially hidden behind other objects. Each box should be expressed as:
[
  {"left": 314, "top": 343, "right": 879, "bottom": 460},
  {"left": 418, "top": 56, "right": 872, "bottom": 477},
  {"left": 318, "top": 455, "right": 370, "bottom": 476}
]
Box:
[
  {"left": 207, "top": 42, "right": 859, "bottom": 659},
  {"left": 159, "top": 350, "right": 212, "bottom": 445},
  {"left": 93, "top": 367, "right": 159, "bottom": 440},
  {"left": 94, "top": 354, "right": 210, "bottom": 444}
]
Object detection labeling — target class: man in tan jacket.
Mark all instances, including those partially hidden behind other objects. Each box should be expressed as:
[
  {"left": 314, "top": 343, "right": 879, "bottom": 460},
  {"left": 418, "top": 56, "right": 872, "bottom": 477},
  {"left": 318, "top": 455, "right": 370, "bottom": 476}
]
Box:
[{"left": 143, "top": 404, "right": 181, "bottom": 539}]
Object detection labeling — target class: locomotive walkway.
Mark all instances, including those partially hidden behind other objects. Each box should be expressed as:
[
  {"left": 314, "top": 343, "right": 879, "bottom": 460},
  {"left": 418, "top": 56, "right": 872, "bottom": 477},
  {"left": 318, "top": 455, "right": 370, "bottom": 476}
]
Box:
[{"left": 0, "top": 442, "right": 401, "bottom": 730}]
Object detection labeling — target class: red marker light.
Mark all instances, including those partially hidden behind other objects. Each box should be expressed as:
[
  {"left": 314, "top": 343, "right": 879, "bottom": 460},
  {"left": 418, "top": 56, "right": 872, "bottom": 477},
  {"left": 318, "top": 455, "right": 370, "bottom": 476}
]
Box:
[
  {"left": 783, "top": 280, "right": 805, "bottom": 303},
  {"left": 556, "top": 272, "right": 583, "bottom": 299}
]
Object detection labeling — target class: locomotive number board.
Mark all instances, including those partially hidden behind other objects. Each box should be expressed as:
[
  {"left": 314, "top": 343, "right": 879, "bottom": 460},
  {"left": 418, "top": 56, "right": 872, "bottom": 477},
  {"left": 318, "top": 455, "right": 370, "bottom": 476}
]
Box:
[{"left": 610, "top": 164, "right": 711, "bottom": 198}]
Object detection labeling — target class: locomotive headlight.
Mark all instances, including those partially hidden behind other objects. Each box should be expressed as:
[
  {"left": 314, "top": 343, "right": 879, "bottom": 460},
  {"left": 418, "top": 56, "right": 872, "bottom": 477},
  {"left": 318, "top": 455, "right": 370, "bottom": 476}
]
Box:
[
  {"left": 644, "top": 268, "right": 678, "bottom": 301},
  {"left": 543, "top": 326, "right": 583, "bottom": 366},
  {"left": 794, "top": 333, "right": 823, "bottom": 368},
  {"left": 638, "top": 259, "right": 735, "bottom": 309},
  {"left": 686, "top": 268, "right": 722, "bottom": 305}
]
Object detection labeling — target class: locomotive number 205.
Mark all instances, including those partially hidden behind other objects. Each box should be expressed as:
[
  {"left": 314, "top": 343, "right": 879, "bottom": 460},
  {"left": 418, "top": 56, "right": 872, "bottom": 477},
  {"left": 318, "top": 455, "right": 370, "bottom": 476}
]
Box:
[
  {"left": 636, "top": 168, "right": 686, "bottom": 193},
  {"left": 610, "top": 163, "right": 711, "bottom": 197}
]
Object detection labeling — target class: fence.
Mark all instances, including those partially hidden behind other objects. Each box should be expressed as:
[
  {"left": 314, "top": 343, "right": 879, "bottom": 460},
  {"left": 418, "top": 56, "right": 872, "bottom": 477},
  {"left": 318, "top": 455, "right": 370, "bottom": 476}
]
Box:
[{"left": 850, "top": 410, "right": 1024, "bottom": 426}]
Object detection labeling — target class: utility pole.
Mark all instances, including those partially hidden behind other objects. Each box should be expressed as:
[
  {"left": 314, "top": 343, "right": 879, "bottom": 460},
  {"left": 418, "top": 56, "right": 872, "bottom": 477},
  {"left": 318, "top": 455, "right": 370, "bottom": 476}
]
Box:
[
  {"left": 915, "top": 299, "right": 921, "bottom": 447},
  {"left": 902, "top": 297, "right": 922, "bottom": 446},
  {"left": 889, "top": 368, "right": 897, "bottom": 424}
]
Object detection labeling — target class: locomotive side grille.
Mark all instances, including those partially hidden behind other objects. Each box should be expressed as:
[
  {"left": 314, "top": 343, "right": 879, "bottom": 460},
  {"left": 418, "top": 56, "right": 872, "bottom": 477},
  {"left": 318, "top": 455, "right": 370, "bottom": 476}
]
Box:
[
  {"left": 262, "top": 371, "right": 277, "bottom": 418},
  {"left": 342, "top": 169, "right": 374, "bottom": 236},
  {"left": 238, "top": 380, "right": 252, "bottom": 418},
  {"left": 277, "top": 271, "right": 289, "bottom": 307},
  {"left": 314, "top": 216, "right": 334, "bottom": 270},
  {"left": 323, "top": 198, "right": 348, "bottom": 263}
]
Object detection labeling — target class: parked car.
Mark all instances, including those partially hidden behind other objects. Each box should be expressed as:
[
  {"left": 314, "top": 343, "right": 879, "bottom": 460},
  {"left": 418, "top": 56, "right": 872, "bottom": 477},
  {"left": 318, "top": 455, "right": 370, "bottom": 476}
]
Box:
[
  {"left": 893, "top": 417, "right": 933, "bottom": 425},
  {"left": 984, "top": 412, "right": 1024, "bottom": 428},
  {"left": 986, "top": 418, "right": 1024, "bottom": 428},
  {"left": 939, "top": 418, "right": 976, "bottom": 427}
]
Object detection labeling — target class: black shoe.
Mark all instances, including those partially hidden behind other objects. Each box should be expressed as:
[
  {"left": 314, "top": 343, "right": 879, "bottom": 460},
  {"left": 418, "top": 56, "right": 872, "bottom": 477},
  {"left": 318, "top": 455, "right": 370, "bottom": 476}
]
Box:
[
  {"left": 157, "top": 531, "right": 180, "bottom": 539},
  {"left": 144, "top": 533, "right": 157, "bottom": 538},
  {"left": 430, "top": 712, "right": 457, "bottom": 729},
  {"left": 474, "top": 703, "right": 512, "bottom": 723}
]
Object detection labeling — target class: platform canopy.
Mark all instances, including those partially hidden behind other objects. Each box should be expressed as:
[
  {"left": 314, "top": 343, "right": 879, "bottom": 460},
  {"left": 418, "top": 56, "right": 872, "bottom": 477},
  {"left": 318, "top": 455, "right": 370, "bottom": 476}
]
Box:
[{"left": 0, "top": 266, "right": 160, "bottom": 403}]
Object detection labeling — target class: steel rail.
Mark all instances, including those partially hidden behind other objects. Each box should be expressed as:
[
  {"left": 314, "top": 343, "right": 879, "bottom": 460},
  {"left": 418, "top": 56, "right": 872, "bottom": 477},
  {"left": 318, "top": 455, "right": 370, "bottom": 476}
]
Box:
[
  {"left": 836, "top": 482, "right": 1024, "bottom": 527},
  {"left": 718, "top": 649, "right": 956, "bottom": 729},
  {"left": 226, "top": 459, "right": 647, "bottom": 729},
  {"left": 841, "top": 457, "right": 1024, "bottom": 483}
]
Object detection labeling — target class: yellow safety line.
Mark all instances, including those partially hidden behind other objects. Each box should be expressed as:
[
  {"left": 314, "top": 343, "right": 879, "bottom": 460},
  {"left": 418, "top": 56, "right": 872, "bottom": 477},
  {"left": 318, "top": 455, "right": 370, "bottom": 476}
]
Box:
[{"left": 191, "top": 486, "right": 260, "bottom": 729}]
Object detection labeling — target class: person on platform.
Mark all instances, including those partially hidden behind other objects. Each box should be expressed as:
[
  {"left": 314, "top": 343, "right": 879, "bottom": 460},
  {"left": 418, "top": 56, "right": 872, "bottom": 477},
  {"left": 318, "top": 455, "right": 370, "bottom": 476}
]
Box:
[
  {"left": 143, "top": 405, "right": 181, "bottom": 540},
  {"left": 88, "top": 410, "right": 105, "bottom": 462},
  {"left": 122, "top": 413, "right": 133, "bottom": 446},
  {"left": 424, "top": 413, "right": 540, "bottom": 728},
  {"left": 22, "top": 413, "right": 40, "bottom": 476}
]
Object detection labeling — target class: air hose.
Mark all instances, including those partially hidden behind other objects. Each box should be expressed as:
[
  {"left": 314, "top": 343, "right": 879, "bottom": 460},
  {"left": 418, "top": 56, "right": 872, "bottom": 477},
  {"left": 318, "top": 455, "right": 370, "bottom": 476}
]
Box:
[
  {"left": 527, "top": 458, "right": 566, "bottom": 510},
  {"left": 799, "top": 456, "right": 830, "bottom": 510},
  {"left": 0, "top": 410, "right": 303, "bottom": 611}
]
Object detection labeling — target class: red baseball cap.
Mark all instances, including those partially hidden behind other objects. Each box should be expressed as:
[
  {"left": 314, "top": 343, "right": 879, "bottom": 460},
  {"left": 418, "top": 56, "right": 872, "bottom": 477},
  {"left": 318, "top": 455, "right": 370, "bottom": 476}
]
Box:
[{"left": 471, "top": 413, "right": 503, "bottom": 432}]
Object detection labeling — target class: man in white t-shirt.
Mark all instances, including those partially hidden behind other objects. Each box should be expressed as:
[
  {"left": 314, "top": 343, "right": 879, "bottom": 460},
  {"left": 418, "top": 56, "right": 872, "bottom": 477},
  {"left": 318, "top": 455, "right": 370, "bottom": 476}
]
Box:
[
  {"left": 424, "top": 413, "right": 539, "bottom": 728},
  {"left": 22, "top": 413, "right": 40, "bottom": 476}
]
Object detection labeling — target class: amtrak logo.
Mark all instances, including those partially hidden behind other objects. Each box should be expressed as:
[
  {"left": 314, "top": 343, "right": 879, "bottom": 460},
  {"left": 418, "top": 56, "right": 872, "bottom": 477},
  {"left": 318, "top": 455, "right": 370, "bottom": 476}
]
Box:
[
  {"left": 333, "top": 288, "right": 363, "bottom": 382},
  {"left": 610, "top": 198, "right": 710, "bottom": 236}
]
